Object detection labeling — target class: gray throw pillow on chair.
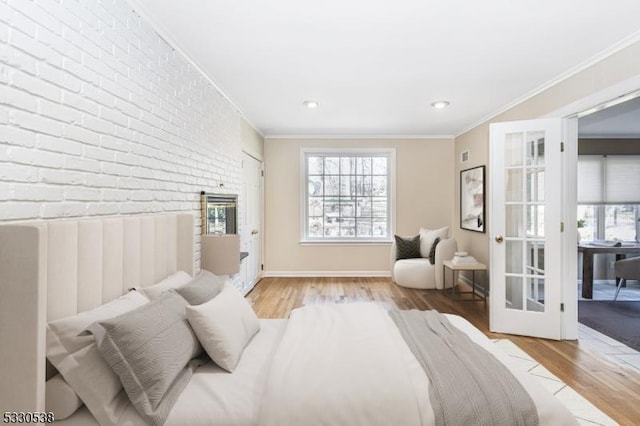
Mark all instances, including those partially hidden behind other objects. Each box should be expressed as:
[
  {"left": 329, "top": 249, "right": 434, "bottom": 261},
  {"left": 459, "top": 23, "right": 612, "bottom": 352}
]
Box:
[
  {"left": 428, "top": 237, "right": 441, "bottom": 265},
  {"left": 395, "top": 234, "right": 422, "bottom": 259}
]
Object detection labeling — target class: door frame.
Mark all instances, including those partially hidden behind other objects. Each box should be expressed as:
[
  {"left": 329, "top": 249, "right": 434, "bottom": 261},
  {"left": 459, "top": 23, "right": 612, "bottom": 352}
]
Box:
[
  {"left": 531, "top": 75, "right": 640, "bottom": 340},
  {"left": 560, "top": 118, "right": 578, "bottom": 340},
  {"left": 241, "top": 150, "right": 265, "bottom": 290}
]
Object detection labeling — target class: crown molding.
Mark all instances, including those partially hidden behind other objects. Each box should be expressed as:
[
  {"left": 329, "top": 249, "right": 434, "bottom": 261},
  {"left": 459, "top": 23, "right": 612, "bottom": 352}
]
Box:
[
  {"left": 264, "top": 134, "right": 455, "bottom": 140},
  {"left": 126, "top": 0, "right": 266, "bottom": 136},
  {"left": 454, "top": 29, "right": 640, "bottom": 138}
]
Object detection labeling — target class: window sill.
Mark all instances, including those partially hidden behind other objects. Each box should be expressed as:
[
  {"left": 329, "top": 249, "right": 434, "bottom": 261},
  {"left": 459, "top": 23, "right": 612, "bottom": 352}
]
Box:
[{"left": 299, "top": 239, "right": 393, "bottom": 246}]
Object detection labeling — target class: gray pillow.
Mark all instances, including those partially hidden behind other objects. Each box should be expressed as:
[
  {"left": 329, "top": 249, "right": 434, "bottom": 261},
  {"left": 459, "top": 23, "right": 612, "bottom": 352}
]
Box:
[
  {"left": 175, "top": 270, "right": 226, "bottom": 305},
  {"left": 86, "top": 292, "right": 205, "bottom": 426},
  {"left": 428, "top": 237, "right": 441, "bottom": 265},
  {"left": 395, "top": 234, "right": 421, "bottom": 260}
]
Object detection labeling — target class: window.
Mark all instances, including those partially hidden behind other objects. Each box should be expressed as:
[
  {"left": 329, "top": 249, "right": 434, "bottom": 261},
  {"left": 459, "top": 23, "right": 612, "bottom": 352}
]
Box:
[
  {"left": 604, "top": 205, "right": 638, "bottom": 241},
  {"left": 577, "top": 155, "right": 640, "bottom": 242},
  {"left": 301, "top": 148, "right": 395, "bottom": 242},
  {"left": 577, "top": 205, "right": 597, "bottom": 241}
]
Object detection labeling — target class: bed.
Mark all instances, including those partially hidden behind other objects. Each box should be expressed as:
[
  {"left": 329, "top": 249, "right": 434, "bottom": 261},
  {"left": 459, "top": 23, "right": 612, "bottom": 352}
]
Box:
[{"left": 0, "top": 213, "right": 578, "bottom": 425}]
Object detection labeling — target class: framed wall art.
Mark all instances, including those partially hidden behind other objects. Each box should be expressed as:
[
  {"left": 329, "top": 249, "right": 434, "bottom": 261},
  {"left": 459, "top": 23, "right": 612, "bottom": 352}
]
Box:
[{"left": 460, "top": 165, "right": 485, "bottom": 233}]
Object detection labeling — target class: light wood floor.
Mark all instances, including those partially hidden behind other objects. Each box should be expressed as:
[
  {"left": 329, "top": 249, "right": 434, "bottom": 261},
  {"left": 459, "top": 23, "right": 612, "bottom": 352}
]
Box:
[{"left": 247, "top": 277, "right": 640, "bottom": 426}]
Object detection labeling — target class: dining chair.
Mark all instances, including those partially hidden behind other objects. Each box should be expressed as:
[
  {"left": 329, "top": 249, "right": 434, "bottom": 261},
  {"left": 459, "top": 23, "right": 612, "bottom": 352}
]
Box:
[{"left": 614, "top": 256, "right": 640, "bottom": 301}]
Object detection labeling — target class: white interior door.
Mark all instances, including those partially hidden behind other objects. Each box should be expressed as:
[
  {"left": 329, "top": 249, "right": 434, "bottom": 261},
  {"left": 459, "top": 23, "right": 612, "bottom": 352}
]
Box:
[
  {"left": 242, "top": 152, "right": 263, "bottom": 293},
  {"left": 490, "top": 118, "right": 564, "bottom": 339}
]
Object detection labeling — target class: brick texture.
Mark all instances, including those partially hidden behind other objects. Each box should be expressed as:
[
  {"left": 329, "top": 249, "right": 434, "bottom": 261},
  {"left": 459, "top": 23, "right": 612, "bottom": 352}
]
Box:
[{"left": 0, "top": 0, "right": 243, "bottom": 235}]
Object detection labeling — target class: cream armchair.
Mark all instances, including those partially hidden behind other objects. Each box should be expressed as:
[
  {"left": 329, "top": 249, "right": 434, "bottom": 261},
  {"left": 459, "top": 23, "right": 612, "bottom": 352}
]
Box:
[{"left": 390, "top": 232, "right": 457, "bottom": 290}]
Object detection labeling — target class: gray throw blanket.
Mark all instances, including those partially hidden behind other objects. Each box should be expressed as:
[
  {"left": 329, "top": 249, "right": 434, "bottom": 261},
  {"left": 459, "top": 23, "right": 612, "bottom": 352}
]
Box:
[{"left": 388, "top": 309, "right": 538, "bottom": 426}]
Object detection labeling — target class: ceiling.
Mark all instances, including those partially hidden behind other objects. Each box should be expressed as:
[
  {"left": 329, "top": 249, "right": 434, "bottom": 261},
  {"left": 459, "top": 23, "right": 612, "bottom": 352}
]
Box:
[
  {"left": 130, "top": 0, "right": 640, "bottom": 137},
  {"left": 579, "top": 95, "right": 640, "bottom": 138}
]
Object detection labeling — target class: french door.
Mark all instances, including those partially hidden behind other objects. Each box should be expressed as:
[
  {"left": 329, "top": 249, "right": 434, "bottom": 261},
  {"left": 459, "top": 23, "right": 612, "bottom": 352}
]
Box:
[{"left": 489, "top": 118, "right": 564, "bottom": 339}]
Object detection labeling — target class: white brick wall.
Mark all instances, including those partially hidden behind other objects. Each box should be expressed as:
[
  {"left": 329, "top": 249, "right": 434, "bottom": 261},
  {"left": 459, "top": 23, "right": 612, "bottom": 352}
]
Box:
[{"left": 0, "top": 0, "right": 243, "bottom": 240}]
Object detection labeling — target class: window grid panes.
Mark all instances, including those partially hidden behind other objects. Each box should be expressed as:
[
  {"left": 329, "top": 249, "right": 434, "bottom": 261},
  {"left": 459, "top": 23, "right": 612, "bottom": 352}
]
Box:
[
  {"left": 504, "top": 131, "right": 546, "bottom": 313},
  {"left": 578, "top": 204, "right": 640, "bottom": 242},
  {"left": 305, "top": 151, "right": 392, "bottom": 240}
]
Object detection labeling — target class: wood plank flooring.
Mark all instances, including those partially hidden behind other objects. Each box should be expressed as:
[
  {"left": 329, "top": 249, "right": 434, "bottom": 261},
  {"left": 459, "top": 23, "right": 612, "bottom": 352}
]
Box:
[{"left": 247, "top": 277, "right": 640, "bottom": 426}]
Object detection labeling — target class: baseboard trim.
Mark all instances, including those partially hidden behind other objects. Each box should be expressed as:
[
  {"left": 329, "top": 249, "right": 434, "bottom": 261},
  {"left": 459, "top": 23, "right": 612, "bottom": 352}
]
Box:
[{"left": 263, "top": 270, "right": 392, "bottom": 278}]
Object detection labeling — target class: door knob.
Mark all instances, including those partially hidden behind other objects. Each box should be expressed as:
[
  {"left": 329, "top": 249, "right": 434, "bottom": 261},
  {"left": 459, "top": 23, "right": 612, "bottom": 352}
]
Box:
[
  {"left": 495, "top": 235, "right": 504, "bottom": 243},
  {"left": 251, "top": 229, "right": 259, "bottom": 235}
]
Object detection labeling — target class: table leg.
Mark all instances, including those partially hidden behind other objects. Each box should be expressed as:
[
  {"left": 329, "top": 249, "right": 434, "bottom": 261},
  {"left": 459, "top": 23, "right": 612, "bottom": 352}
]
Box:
[
  {"left": 615, "top": 254, "right": 626, "bottom": 287},
  {"left": 483, "top": 270, "right": 487, "bottom": 309},
  {"left": 582, "top": 251, "right": 594, "bottom": 299},
  {"left": 472, "top": 270, "right": 476, "bottom": 301},
  {"left": 452, "top": 269, "right": 456, "bottom": 295},
  {"left": 443, "top": 265, "right": 446, "bottom": 292}
]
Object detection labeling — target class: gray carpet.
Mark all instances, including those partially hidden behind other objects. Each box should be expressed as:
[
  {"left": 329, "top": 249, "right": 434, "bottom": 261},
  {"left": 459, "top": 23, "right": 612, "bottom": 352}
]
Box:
[{"left": 578, "top": 301, "right": 640, "bottom": 352}]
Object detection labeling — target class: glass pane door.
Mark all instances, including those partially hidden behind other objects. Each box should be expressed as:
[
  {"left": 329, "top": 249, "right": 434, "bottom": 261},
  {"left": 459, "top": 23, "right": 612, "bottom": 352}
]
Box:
[
  {"left": 490, "top": 117, "right": 563, "bottom": 340},
  {"left": 505, "top": 132, "right": 546, "bottom": 313}
]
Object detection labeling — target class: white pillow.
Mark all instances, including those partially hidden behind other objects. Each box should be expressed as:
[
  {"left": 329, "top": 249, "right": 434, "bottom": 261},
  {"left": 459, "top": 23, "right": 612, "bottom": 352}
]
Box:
[
  {"left": 419, "top": 226, "right": 449, "bottom": 258},
  {"left": 46, "top": 290, "right": 149, "bottom": 426},
  {"left": 45, "top": 375, "right": 83, "bottom": 420},
  {"left": 186, "top": 282, "right": 260, "bottom": 372},
  {"left": 139, "top": 270, "right": 192, "bottom": 300}
]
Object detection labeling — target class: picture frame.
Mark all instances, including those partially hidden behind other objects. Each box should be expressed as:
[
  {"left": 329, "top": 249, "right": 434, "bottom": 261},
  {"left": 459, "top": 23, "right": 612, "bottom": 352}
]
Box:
[{"left": 460, "top": 165, "right": 485, "bottom": 233}]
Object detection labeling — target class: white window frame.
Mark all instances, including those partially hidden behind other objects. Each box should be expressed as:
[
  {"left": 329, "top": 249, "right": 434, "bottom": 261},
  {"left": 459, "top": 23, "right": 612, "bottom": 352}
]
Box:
[
  {"left": 299, "top": 147, "right": 396, "bottom": 244},
  {"left": 578, "top": 204, "right": 640, "bottom": 242}
]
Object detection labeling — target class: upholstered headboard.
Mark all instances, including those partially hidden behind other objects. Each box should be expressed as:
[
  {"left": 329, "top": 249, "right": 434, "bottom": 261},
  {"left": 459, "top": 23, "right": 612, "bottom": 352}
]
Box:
[{"left": 0, "top": 213, "right": 195, "bottom": 412}]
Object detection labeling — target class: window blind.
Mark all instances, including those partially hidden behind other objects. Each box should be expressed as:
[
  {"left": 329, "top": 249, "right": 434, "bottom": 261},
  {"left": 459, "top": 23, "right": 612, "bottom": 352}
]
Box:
[
  {"left": 578, "top": 155, "right": 640, "bottom": 204},
  {"left": 577, "top": 156, "right": 603, "bottom": 203}
]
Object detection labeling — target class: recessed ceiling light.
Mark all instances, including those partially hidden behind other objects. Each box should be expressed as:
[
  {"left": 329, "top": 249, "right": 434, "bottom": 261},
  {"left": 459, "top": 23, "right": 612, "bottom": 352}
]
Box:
[
  {"left": 303, "top": 100, "right": 319, "bottom": 109},
  {"left": 431, "top": 101, "right": 450, "bottom": 109}
]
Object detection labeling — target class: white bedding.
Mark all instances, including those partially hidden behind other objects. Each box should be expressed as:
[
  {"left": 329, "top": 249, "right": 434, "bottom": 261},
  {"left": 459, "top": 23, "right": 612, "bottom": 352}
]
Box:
[
  {"left": 259, "top": 303, "right": 431, "bottom": 426},
  {"left": 57, "top": 305, "right": 576, "bottom": 425},
  {"left": 259, "top": 303, "right": 577, "bottom": 426}
]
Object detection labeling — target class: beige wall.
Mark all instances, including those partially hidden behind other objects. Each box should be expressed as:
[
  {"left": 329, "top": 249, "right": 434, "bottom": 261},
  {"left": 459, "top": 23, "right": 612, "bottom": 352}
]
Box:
[
  {"left": 453, "top": 40, "right": 640, "bottom": 289},
  {"left": 264, "top": 137, "right": 454, "bottom": 274},
  {"left": 241, "top": 119, "right": 265, "bottom": 160}
]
